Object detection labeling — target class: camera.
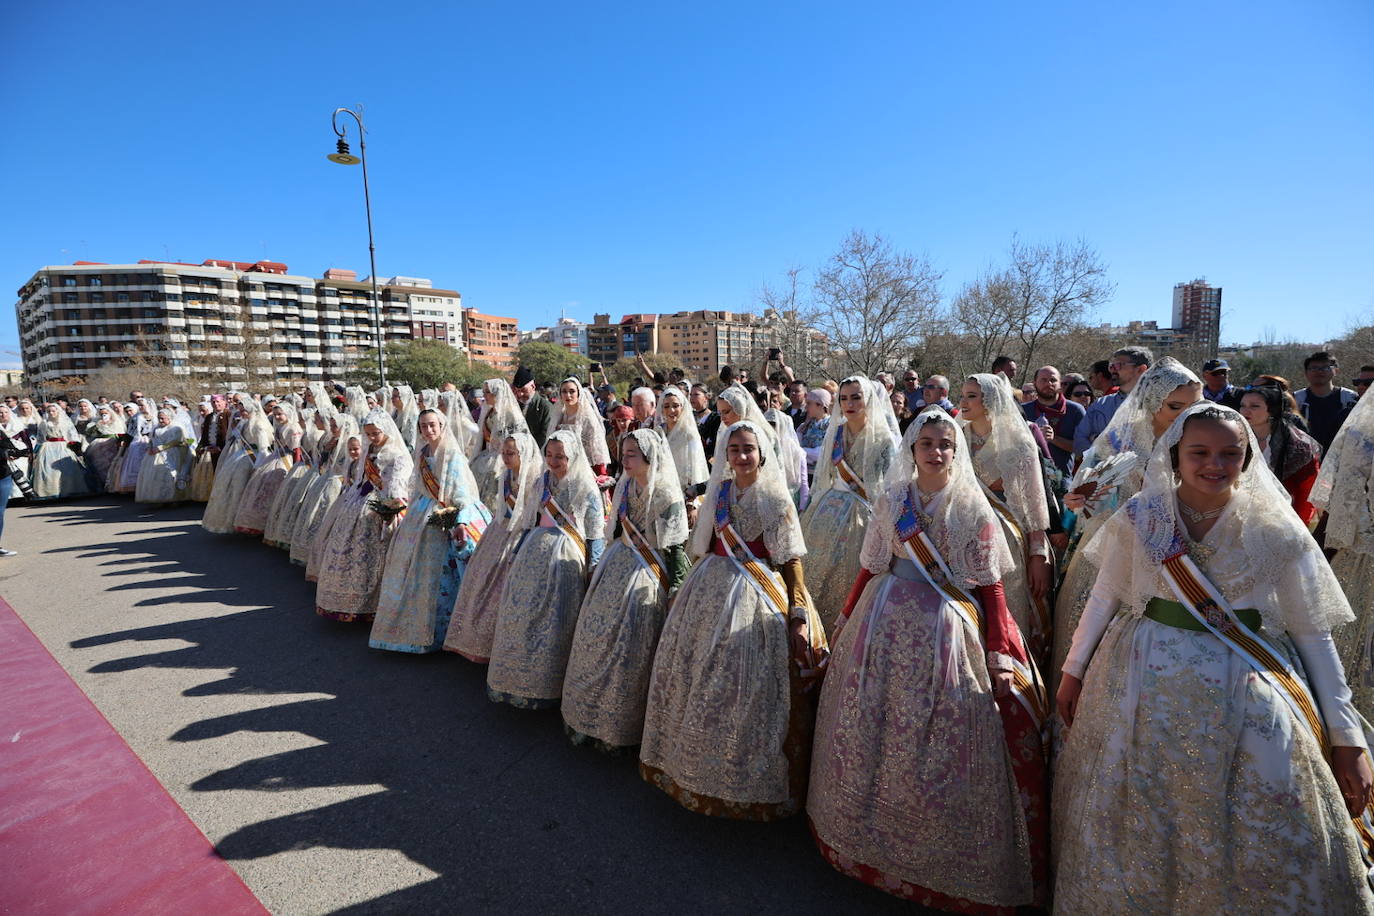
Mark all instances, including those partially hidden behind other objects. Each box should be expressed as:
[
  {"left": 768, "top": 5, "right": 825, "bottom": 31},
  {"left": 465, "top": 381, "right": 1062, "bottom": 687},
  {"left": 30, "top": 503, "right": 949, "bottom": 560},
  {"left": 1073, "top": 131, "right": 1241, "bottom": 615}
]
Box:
[
  {"left": 590, "top": 362, "right": 601, "bottom": 372},
  {"left": 767, "top": 347, "right": 782, "bottom": 360}
]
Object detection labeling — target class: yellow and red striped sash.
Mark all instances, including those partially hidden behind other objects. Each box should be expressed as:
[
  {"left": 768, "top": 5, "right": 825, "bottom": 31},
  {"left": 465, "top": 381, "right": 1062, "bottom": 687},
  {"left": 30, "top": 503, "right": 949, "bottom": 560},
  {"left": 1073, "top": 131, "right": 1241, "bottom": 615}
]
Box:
[
  {"left": 714, "top": 480, "right": 789, "bottom": 620},
  {"left": 830, "top": 433, "right": 869, "bottom": 505},
  {"left": 897, "top": 519, "right": 1049, "bottom": 729},
  {"left": 541, "top": 476, "right": 587, "bottom": 554},
  {"left": 1161, "top": 550, "right": 1374, "bottom": 860},
  {"left": 620, "top": 502, "right": 669, "bottom": 592},
  {"left": 420, "top": 454, "right": 445, "bottom": 506},
  {"left": 979, "top": 481, "right": 1053, "bottom": 643}
]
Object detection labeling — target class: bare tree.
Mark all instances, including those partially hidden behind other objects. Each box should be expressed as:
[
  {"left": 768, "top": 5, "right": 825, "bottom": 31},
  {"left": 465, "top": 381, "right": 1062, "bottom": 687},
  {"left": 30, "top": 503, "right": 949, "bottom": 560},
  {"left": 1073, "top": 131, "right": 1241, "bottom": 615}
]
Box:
[
  {"left": 758, "top": 267, "right": 833, "bottom": 381},
  {"left": 1005, "top": 236, "right": 1115, "bottom": 373},
  {"left": 806, "top": 230, "right": 943, "bottom": 379},
  {"left": 950, "top": 266, "right": 1023, "bottom": 378}
]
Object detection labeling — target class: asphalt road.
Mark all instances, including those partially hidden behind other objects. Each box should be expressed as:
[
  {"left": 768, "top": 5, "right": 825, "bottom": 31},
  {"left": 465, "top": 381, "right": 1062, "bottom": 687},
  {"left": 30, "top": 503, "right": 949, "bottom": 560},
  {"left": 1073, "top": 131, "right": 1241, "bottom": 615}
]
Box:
[{"left": 2, "top": 496, "right": 929, "bottom": 915}]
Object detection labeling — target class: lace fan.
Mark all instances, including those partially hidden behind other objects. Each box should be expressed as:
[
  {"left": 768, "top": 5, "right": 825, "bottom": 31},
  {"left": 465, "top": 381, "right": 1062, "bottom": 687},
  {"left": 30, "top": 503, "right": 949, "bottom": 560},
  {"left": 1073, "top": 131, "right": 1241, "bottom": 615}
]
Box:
[{"left": 1068, "top": 452, "right": 1138, "bottom": 517}]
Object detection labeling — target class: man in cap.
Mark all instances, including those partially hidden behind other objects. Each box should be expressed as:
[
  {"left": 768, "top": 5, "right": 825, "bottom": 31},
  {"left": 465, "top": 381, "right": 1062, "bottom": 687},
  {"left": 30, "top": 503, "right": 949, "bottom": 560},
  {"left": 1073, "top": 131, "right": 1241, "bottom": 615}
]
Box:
[
  {"left": 511, "top": 365, "right": 551, "bottom": 446},
  {"left": 1200, "top": 358, "right": 1241, "bottom": 408}
]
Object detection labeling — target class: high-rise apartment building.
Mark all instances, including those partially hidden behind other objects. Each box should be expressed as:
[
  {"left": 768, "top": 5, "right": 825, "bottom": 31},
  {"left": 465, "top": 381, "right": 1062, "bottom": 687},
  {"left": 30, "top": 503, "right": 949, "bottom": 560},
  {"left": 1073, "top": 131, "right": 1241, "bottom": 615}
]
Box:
[
  {"left": 15, "top": 258, "right": 493, "bottom": 391},
  {"left": 586, "top": 314, "right": 621, "bottom": 367},
  {"left": 1171, "top": 278, "right": 1222, "bottom": 356}
]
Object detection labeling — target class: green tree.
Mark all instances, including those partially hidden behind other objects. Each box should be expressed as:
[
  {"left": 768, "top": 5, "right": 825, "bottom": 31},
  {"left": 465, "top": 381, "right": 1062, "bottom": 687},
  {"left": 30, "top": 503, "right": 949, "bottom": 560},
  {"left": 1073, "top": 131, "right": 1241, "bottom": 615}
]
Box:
[
  {"left": 514, "top": 341, "right": 590, "bottom": 386},
  {"left": 607, "top": 352, "right": 683, "bottom": 387},
  {"left": 351, "top": 339, "right": 494, "bottom": 390}
]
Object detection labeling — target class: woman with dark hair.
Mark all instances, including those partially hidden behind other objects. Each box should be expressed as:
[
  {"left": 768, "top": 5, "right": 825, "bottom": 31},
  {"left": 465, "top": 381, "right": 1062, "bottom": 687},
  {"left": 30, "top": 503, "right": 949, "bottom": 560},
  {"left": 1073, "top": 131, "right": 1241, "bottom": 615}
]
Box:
[
  {"left": 1252, "top": 374, "right": 1304, "bottom": 419},
  {"left": 1067, "top": 380, "right": 1095, "bottom": 409},
  {"left": 1239, "top": 385, "right": 1323, "bottom": 525}
]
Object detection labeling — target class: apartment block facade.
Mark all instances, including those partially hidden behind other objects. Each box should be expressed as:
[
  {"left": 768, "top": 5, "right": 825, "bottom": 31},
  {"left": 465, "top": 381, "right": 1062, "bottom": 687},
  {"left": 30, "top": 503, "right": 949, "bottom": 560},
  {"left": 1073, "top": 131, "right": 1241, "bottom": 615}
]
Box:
[
  {"left": 1171, "top": 278, "right": 1223, "bottom": 356},
  {"left": 15, "top": 259, "right": 498, "bottom": 391},
  {"left": 463, "top": 308, "right": 519, "bottom": 369}
]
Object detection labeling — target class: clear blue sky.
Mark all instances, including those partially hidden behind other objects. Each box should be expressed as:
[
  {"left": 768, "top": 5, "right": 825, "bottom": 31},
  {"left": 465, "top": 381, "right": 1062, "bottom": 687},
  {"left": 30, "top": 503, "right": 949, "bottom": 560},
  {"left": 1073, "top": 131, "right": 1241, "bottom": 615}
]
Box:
[{"left": 3, "top": 0, "right": 1370, "bottom": 368}]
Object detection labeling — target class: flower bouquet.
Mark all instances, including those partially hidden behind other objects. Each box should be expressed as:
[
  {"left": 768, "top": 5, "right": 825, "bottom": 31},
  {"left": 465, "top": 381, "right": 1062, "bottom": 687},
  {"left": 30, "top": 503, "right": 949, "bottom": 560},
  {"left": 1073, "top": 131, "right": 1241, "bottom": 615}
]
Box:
[
  {"left": 367, "top": 496, "right": 406, "bottom": 520},
  {"left": 426, "top": 506, "right": 459, "bottom": 530}
]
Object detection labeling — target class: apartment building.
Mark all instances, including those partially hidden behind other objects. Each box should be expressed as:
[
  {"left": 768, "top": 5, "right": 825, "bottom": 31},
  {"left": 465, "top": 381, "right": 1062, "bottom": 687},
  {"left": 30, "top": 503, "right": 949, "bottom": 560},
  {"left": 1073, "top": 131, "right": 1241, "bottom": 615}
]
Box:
[
  {"left": 1172, "top": 278, "right": 1223, "bottom": 356},
  {"left": 15, "top": 259, "right": 487, "bottom": 391},
  {"left": 463, "top": 307, "right": 519, "bottom": 369}
]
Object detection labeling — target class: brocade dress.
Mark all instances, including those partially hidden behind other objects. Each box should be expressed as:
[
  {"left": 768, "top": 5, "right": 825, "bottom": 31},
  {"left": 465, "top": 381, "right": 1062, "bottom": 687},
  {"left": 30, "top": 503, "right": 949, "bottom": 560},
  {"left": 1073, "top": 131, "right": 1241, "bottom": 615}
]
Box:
[
  {"left": 562, "top": 484, "right": 686, "bottom": 750},
  {"left": 233, "top": 425, "right": 302, "bottom": 536},
  {"left": 369, "top": 444, "right": 490, "bottom": 653},
  {"left": 442, "top": 470, "right": 526, "bottom": 663},
  {"left": 290, "top": 442, "right": 346, "bottom": 568},
  {"left": 639, "top": 481, "right": 821, "bottom": 820},
  {"left": 486, "top": 471, "right": 605, "bottom": 708},
  {"left": 314, "top": 445, "right": 414, "bottom": 622},
  {"left": 263, "top": 438, "right": 322, "bottom": 548},
  {"left": 134, "top": 426, "right": 191, "bottom": 504},
  {"left": 800, "top": 431, "right": 892, "bottom": 636},
  {"left": 1053, "top": 504, "right": 1374, "bottom": 914},
  {"left": 807, "top": 483, "right": 1048, "bottom": 912},
  {"left": 201, "top": 423, "right": 268, "bottom": 534}
]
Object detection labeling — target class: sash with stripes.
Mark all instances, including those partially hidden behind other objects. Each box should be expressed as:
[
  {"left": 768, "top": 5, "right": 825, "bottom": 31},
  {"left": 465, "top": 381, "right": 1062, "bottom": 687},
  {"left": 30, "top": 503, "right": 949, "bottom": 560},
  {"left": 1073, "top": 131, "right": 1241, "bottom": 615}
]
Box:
[
  {"left": 1151, "top": 527, "right": 1374, "bottom": 863},
  {"left": 502, "top": 476, "right": 517, "bottom": 516},
  {"left": 420, "top": 451, "right": 445, "bottom": 506},
  {"left": 895, "top": 488, "right": 1049, "bottom": 730},
  {"left": 714, "top": 480, "right": 790, "bottom": 620},
  {"left": 979, "top": 481, "right": 1053, "bottom": 647},
  {"left": 619, "top": 496, "right": 669, "bottom": 591},
  {"left": 541, "top": 474, "right": 587, "bottom": 554},
  {"left": 364, "top": 455, "right": 385, "bottom": 491},
  {"left": 831, "top": 432, "right": 869, "bottom": 506}
]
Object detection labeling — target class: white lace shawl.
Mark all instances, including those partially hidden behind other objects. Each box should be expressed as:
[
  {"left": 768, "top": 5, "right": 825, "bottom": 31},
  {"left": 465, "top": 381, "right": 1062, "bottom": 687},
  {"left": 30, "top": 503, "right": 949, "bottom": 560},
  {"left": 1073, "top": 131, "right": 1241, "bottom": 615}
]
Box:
[
  {"left": 608, "top": 428, "right": 688, "bottom": 548},
  {"left": 961, "top": 372, "right": 1050, "bottom": 533},
  {"left": 509, "top": 428, "right": 605, "bottom": 539},
  {"left": 715, "top": 386, "right": 779, "bottom": 455},
  {"left": 656, "top": 386, "right": 709, "bottom": 492},
  {"left": 362, "top": 407, "right": 414, "bottom": 501},
  {"left": 764, "top": 407, "right": 807, "bottom": 494},
  {"left": 327, "top": 416, "right": 361, "bottom": 478},
  {"left": 478, "top": 378, "right": 529, "bottom": 446},
  {"left": 811, "top": 375, "right": 900, "bottom": 501},
  {"left": 438, "top": 390, "right": 482, "bottom": 459},
  {"left": 862, "top": 408, "right": 1015, "bottom": 587},
  {"left": 688, "top": 419, "right": 805, "bottom": 563},
  {"left": 1084, "top": 402, "right": 1353, "bottom": 635},
  {"left": 344, "top": 386, "right": 370, "bottom": 422},
  {"left": 1094, "top": 357, "right": 1201, "bottom": 463},
  {"left": 550, "top": 378, "right": 611, "bottom": 466},
  {"left": 498, "top": 430, "right": 546, "bottom": 527},
  {"left": 1311, "top": 389, "right": 1374, "bottom": 554},
  {"left": 408, "top": 408, "right": 481, "bottom": 511}
]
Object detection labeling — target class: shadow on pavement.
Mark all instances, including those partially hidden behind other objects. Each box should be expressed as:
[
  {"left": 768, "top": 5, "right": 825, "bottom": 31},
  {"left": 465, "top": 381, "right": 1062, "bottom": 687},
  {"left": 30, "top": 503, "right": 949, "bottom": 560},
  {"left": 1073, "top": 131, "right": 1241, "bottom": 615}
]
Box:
[{"left": 61, "top": 498, "right": 923, "bottom": 914}]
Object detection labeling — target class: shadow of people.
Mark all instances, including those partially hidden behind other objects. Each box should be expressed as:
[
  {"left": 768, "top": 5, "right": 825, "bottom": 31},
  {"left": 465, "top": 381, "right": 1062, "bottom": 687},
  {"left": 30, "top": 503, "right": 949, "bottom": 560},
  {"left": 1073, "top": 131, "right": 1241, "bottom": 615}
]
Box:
[{"left": 62, "top": 497, "right": 923, "bottom": 914}]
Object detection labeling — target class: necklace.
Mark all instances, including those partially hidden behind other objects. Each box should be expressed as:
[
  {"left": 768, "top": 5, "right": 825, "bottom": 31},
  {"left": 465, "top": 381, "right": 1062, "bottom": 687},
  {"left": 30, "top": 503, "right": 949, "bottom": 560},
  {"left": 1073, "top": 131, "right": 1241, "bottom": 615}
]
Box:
[{"left": 1177, "top": 499, "right": 1225, "bottom": 523}]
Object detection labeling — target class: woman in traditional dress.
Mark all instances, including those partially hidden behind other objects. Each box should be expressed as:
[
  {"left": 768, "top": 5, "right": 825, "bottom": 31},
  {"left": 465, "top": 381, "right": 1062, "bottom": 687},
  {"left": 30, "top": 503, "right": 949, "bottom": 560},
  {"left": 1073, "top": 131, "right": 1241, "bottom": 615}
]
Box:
[
  {"left": 470, "top": 378, "right": 530, "bottom": 511},
  {"left": 344, "top": 385, "right": 369, "bottom": 423},
  {"left": 315, "top": 409, "right": 414, "bottom": 622},
  {"left": 563, "top": 429, "right": 689, "bottom": 751},
  {"left": 391, "top": 384, "right": 420, "bottom": 450},
  {"left": 439, "top": 389, "right": 482, "bottom": 459},
  {"left": 550, "top": 377, "right": 611, "bottom": 474},
  {"left": 799, "top": 376, "right": 899, "bottom": 637},
  {"left": 187, "top": 400, "right": 218, "bottom": 502},
  {"left": 202, "top": 398, "right": 275, "bottom": 534},
  {"left": 797, "top": 388, "right": 831, "bottom": 486},
  {"left": 84, "top": 404, "right": 125, "bottom": 489},
  {"left": 959, "top": 372, "right": 1055, "bottom": 665},
  {"left": 1, "top": 405, "right": 33, "bottom": 495},
  {"left": 443, "top": 431, "right": 543, "bottom": 662},
  {"left": 1314, "top": 391, "right": 1374, "bottom": 719},
  {"left": 764, "top": 407, "right": 810, "bottom": 510},
  {"left": 291, "top": 414, "right": 358, "bottom": 568},
  {"left": 115, "top": 399, "right": 156, "bottom": 494},
  {"left": 370, "top": 408, "right": 492, "bottom": 653},
  {"left": 1052, "top": 357, "right": 1201, "bottom": 688},
  {"left": 1054, "top": 403, "right": 1374, "bottom": 913},
  {"left": 639, "top": 420, "right": 828, "bottom": 820},
  {"left": 306, "top": 429, "right": 365, "bottom": 582},
  {"left": 486, "top": 430, "right": 606, "bottom": 708},
  {"left": 655, "top": 386, "right": 710, "bottom": 523},
  {"left": 809, "top": 408, "right": 1050, "bottom": 911},
  {"left": 15, "top": 399, "right": 41, "bottom": 442},
  {"left": 73, "top": 399, "right": 99, "bottom": 441},
  {"left": 1238, "top": 385, "right": 1324, "bottom": 525},
  {"left": 135, "top": 408, "right": 192, "bottom": 505},
  {"left": 233, "top": 403, "right": 302, "bottom": 536},
  {"left": 264, "top": 394, "right": 334, "bottom": 548},
  {"left": 32, "top": 403, "right": 90, "bottom": 499}
]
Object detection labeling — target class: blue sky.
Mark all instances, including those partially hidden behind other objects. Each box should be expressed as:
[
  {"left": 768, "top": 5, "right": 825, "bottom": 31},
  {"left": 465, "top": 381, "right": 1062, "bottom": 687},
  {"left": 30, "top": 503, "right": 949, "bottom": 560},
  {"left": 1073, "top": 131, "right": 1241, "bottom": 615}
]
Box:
[{"left": 2, "top": 0, "right": 1370, "bottom": 368}]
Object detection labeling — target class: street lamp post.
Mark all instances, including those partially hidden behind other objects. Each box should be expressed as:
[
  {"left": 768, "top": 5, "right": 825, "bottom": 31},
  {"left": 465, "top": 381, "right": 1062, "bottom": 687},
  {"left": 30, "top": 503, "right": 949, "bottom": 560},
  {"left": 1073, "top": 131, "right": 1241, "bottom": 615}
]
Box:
[{"left": 327, "top": 106, "right": 386, "bottom": 389}]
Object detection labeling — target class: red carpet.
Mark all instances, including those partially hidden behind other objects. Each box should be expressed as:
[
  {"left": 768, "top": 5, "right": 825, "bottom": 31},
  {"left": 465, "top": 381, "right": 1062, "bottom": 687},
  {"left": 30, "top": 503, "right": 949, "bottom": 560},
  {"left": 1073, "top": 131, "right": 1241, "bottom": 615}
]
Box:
[{"left": 0, "top": 598, "right": 266, "bottom": 915}]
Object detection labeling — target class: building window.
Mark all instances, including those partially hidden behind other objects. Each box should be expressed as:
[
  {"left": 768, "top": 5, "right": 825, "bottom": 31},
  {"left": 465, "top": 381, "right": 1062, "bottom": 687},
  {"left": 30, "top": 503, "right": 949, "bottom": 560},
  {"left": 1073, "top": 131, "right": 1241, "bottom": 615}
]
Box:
[
  {"left": 90, "top": 277, "right": 102, "bottom": 286},
  {"left": 116, "top": 292, "right": 129, "bottom": 303},
  {"left": 64, "top": 293, "right": 78, "bottom": 303},
  {"left": 90, "top": 292, "right": 104, "bottom": 303},
  {"left": 62, "top": 277, "right": 77, "bottom": 287}
]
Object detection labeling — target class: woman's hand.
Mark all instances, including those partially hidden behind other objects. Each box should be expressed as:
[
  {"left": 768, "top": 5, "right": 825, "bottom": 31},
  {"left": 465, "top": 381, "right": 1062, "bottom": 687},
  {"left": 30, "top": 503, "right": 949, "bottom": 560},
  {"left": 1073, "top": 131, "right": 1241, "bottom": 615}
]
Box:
[
  {"left": 1064, "top": 491, "right": 1086, "bottom": 512},
  {"left": 991, "top": 668, "right": 1013, "bottom": 698},
  {"left": 1057, "top": 673, "right": 1083, "bottom": 729},
  {"left": 789, "top": 618, "right": 812, "bottom": 666},
  {"left": 1332, "top": 746, "right": 1374, "bottom": 817},
  {"left": 686, "top": 503, "right": 698, "bottom": 529},
  {"left": 1028, "top": 556, "right": 1051, "bottom": 600}
]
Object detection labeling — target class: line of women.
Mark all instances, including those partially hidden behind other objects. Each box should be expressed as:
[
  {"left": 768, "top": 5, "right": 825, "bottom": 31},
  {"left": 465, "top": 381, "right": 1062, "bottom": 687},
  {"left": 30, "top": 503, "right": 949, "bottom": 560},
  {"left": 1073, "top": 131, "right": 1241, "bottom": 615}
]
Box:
[{"left": 193, "top": 368, "right": 1374, "bottom": 913}]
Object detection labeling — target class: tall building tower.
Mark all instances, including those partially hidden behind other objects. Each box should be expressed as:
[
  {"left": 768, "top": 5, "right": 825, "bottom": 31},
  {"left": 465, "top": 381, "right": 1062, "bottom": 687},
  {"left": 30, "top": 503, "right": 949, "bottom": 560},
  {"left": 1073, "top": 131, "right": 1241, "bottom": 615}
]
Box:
[{"left": 1171, "top": 278, "right": 1222, "bottom": 356}]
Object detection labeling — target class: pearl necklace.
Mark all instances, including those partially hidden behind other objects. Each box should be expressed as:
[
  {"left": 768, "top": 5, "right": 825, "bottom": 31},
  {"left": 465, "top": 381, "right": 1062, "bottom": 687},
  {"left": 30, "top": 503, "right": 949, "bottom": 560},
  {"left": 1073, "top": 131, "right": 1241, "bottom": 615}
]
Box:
[{"left": 1177, "top": 499, "right": 1226, "bottom": 523}]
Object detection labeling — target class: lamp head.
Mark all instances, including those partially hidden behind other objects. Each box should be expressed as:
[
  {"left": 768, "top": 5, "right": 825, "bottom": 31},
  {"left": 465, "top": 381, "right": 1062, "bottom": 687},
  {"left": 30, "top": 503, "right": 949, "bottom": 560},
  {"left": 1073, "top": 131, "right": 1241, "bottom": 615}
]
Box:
[{"left": 327, "top": 137, "right": 360, "bottom": 165}]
